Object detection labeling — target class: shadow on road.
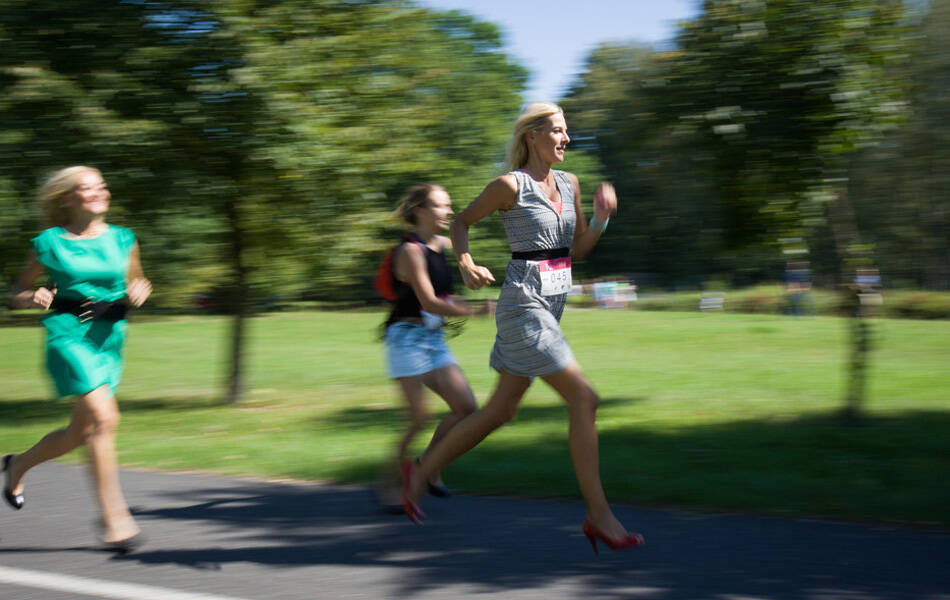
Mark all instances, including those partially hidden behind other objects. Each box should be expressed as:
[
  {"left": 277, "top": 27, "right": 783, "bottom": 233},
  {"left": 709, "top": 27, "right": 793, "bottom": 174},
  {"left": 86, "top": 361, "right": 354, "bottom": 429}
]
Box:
[{"left": 118, "top": 472, "right": 950, "bottom": 600}]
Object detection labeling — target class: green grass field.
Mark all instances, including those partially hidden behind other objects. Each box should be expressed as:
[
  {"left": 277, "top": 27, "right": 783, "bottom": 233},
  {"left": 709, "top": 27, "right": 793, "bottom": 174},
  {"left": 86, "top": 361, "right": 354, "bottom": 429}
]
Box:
[{"left": 1, "top": 309, "right": 948, "bottom": 526}]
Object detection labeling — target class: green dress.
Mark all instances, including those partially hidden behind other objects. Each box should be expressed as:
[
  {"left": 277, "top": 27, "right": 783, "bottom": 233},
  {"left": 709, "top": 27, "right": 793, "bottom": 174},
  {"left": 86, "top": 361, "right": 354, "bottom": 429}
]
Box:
[{"left": 31, "top": 225, "right": 137, "bottom": 398}]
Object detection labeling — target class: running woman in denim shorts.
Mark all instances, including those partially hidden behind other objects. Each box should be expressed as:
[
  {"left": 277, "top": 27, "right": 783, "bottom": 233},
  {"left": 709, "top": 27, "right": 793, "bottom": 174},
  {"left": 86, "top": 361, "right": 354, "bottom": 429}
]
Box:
[{"left": 377, "top": 184, "right": 482, "bottom": 513}]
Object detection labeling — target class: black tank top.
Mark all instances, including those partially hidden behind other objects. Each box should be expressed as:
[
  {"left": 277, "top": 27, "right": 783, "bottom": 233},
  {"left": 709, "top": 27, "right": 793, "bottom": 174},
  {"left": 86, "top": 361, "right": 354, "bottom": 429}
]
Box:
[{"left": 386, "top": 234, "right": 454, "bottom": 325}]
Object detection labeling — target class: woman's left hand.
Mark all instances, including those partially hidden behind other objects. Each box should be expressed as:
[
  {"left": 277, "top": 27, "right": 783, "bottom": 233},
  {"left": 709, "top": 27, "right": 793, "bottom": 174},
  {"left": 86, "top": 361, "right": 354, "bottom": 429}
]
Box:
[
  {"left": 127, "top": 278, "right": 152, "bottom": 307},
  {"left": 593, "top": 182, "right": 618, "bottom": 221}
]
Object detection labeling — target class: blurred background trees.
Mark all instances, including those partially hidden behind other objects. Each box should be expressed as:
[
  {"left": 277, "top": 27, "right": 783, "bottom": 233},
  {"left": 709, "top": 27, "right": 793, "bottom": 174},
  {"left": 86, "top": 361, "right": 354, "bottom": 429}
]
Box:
[
  {"left": 561, "top": 0, "right": 937, "bottom": 290},
  {"left": 1, "top": 0, "right": 948, "bottom": 402},
  {"left": 3, "top": 0, "right": 947, "bottom": 299},
  {"left": 0, "top": 0, "right": 525, "bottom": 401},
  {"left": 0, "top": 0, "right": 525, "bottom": 306}
]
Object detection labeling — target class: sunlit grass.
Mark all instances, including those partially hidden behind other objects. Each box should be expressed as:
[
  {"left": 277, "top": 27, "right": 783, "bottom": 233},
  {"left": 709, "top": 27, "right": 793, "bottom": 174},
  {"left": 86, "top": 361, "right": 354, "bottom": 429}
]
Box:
[{"left": 1, "top": 310, "right": 947, "bottom": 525}]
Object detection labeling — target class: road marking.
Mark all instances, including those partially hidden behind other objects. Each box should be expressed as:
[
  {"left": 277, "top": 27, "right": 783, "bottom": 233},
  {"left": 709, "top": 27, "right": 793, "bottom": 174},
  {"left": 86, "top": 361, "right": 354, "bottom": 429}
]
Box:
[{"left": 0, "top": 565, "right": 251, "bottom": 600}]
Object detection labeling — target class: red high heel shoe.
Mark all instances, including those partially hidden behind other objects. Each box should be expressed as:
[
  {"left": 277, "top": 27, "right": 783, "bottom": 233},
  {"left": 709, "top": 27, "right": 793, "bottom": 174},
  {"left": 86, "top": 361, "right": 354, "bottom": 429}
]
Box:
[
  {"left": 582, "top": 519, "right": 645, "bottom": 555},
  {"left": 400, "top": 460, "right": 425, "bottom": 525}
]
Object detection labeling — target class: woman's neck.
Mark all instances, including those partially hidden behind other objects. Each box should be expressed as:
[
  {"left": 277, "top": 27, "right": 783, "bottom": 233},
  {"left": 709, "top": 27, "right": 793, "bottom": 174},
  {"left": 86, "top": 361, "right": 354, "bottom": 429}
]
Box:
[
  {"left": 520, "top": 156, "right": 553, "bottom": 182},
  {"left": 63, "top": 215, "right": 107, "bottom": 238},
  {"left": 411, "top": 226, "right": 437, "bottom": 245}
]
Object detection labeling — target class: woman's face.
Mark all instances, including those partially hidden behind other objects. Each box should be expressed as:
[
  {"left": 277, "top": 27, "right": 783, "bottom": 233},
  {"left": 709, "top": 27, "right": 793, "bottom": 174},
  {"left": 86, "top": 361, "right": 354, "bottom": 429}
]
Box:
[
  {"left": 416, "top": 188, "right": 453, "bottom": 231},
  {"left": 530, "top": 112, "right": 570, "bottom": 164},
  {"left": 64, "top": 170, "right": 110, "bottom": 218}
]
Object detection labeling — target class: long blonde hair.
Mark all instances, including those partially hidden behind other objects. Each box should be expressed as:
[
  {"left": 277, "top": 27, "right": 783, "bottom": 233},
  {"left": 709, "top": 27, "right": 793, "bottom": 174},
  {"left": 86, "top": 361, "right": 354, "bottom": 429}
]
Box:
[
  {"left": 38, "top": 166, "right": 102, "bottom": 226},
  {"left": 393, "top": 183, "right": 443, "bottom": 225},
  {"left": 504, "top": 102, "right": 564, "bottom": 171}
]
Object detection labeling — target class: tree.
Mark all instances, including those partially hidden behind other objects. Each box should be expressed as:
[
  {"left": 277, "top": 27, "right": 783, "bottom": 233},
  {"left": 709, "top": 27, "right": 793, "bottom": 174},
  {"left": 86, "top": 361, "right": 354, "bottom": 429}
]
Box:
[
  {"left": 0, "top": 0, "right": 526, "bottom": 403},
  {"left": 168, "top": 0, "right": 526, "bottom": 402},
  {"left": 849, "top": 0, "right": 950, "bottom": 290},
  {"left": 0, "top": 1, "right": 186, "bottom": 296},
  {"left": 562, "top": 44, "right": 736, "bottom": 288},
  {"left": 656, "top": 0, "right": 911, "bottom": 418}
]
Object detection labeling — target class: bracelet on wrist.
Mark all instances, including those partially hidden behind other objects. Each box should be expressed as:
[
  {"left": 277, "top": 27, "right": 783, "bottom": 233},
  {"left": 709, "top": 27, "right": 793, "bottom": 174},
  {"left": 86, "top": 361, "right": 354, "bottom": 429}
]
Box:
[{"left": 589, "top": 215, "right": 609, "bottom": 234}]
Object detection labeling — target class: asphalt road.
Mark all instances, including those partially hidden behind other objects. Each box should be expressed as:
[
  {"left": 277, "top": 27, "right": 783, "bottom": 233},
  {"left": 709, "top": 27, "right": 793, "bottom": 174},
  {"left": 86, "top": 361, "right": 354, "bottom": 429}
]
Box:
[{"left": 1, "top": 463, "right": 947, "bottom": 600}]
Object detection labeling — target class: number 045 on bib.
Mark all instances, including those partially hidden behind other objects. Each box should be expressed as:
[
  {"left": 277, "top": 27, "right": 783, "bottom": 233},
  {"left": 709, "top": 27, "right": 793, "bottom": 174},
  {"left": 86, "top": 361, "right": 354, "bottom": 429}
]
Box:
[{"left": 538, "top": 256, "right": 572, "bottom": 296}]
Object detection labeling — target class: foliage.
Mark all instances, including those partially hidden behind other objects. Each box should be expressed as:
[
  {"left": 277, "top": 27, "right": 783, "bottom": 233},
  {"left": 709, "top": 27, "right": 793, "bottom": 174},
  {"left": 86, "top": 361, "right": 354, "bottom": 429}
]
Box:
[
  {"left": 882, "top": 290, "right": 950, "bottom": 320},
  {"left": 0, "top": 1, "right": 525, "bottom": 301},
  {"left": 570, "top": 285, "right": 949, "bottom": 320},
  {"left": 560, "top": 0, "right": 916, "bottom": 419},
  {"left": 0, "top": 0, "right": 526, "bottom": 401},
  {"left": 561, "top": 1, "right": 933, "bottom": 290},
  {"left": 562, "top": 44, "right": 731, "bottom": 287},
  {"left": 656, "top": 0, "right": 910, "bottom": 252},
  {"left": 3, "top": 0, "right": 947, "bottom": 405},
  {"left": 848, "top": 0, "right": 950, "bottom": 290}
]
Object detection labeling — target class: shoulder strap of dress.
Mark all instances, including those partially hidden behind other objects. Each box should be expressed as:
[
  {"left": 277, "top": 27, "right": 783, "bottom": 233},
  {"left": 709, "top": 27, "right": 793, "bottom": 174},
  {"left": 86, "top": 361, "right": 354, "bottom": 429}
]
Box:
[
  {"left": 509, "top": 169, "right": 527, "bottom": 190},
  {"left": 553, "top": 170, "right": 575, "bottom": 203},
  {"left": 552, "top": 169, "right": 571, "bottom": 187}
]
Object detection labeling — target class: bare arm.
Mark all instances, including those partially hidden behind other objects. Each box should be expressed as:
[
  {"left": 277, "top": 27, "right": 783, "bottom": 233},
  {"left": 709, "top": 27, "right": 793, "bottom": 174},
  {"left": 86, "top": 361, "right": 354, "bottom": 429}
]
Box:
[
  {"left": 125, "top": 242, "right": 152, "bottom": 307},
  {"left": 450, "top": 175, "right": 518, "bottom": 290},
  {"left": 11, "top": 251, "right": 55, "bottom": 310},
  {"left": 394, "top": 240, "right": 472, "bottom": 317},
  {"left": 571, "top": 174, "right": 618, "bottom": 260}
]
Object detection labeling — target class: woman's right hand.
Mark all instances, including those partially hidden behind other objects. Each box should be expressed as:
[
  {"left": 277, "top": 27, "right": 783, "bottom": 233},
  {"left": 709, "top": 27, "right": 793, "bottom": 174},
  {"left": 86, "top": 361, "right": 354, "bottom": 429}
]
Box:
[
  {"left": 31, "top": 286, "right": 56, "bottom": 310},
  {"left": 460, "top": 263, "right": 495, "bottom": 290}
]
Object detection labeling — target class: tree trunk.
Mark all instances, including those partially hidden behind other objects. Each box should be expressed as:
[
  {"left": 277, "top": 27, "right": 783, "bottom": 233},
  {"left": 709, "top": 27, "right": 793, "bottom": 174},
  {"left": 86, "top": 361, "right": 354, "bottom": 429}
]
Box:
[
  {"left": 224, "top": 197, "right": 248, "bottom": 405},
  {"left": 827, "top": 183, "right": 876, "bottom": 423}
]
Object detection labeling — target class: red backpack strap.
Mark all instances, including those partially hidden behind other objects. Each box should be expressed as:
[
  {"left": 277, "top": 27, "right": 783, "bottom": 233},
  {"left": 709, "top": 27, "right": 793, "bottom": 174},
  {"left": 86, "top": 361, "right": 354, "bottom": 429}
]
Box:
[
  {"left": 374, "top": 235, "right": 427, "bottom": 301},
  {"left": 373, "top": 247, "right": 398, "bottom": 301}
]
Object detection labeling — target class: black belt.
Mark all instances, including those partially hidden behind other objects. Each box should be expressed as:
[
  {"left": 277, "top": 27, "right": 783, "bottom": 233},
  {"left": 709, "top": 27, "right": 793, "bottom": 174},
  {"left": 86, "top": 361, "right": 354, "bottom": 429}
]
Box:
[
  {"left": 511, "top": 247, "right": 570, "bottom": 261},
  {"left": 51, "top": 297, "right": 129, "bottom": 323}
]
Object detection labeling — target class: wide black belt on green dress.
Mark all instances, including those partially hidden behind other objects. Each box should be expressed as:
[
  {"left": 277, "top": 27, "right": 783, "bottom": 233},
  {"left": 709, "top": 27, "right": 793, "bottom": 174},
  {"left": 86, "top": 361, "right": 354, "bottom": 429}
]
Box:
[
  {"left": 51, "top": 297, "right": 129, "bottom": 323},
  {"left": 511, "top": 247, "right": 570, "bottom": 261}
]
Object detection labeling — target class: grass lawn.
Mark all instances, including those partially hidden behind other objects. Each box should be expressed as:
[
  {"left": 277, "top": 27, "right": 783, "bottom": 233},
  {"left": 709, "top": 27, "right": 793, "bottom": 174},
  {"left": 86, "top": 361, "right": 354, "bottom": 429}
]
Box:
[{"left": 1, "top": 309, "right": 948, "bottom": 527}]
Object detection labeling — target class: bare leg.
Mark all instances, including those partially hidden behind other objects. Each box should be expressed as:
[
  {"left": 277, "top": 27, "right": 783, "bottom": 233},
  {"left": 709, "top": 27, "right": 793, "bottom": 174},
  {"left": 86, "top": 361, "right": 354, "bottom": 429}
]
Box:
[
  {"left": 81, "top": 386, "right": 139, "bottom": 543},
  {"left": 375, "top": 374, "right": 430, "bottom": 508},
  {"left": 395, "top": 375, "right": 429, "bottom": 466},
  {"left": 418, "top": 364, "right": 477, "bottom": 486},
  {"left": 4, "top": 386, "right": 138, "bottom": 542},
  {"left": 5, "top": 393, "right": 98, "bottom": 497},
  {"left": 542, "top": 363, "right": 630, "bottom": 541},
  {"left": 408, "top": 370, "right": 531, "bottom": 501}
]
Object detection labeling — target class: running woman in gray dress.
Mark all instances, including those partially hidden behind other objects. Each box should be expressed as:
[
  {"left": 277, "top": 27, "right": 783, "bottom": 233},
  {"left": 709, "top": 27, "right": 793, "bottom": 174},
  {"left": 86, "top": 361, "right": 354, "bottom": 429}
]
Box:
[{"left": 402, "top": 103, "right": 644, "bottom": 554}]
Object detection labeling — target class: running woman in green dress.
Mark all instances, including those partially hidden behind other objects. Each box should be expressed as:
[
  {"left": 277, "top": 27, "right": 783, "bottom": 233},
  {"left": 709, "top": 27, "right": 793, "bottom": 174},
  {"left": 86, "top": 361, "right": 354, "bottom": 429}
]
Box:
[{"left": 4, "top": 166, "right": 151, "bottom": 552}]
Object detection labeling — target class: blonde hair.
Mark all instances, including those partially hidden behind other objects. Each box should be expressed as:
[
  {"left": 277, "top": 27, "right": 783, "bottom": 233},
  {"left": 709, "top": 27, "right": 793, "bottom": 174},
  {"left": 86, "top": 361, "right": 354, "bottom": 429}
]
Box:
[
  {"left": 504, "top": 102, "right": 564, "bottom": 171},
  {"left": 38, "top": 166, "right": 102, "bottom": 226},
  {"left": 393, "top": 183, "right": 443, "bottom": 225}
]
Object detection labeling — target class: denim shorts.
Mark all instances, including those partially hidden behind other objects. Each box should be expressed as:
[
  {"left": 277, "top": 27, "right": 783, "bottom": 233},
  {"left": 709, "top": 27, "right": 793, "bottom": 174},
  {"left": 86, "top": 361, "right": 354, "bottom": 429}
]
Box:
[{"left": 384, "top": 321, "right": 457, "bottom": 379}]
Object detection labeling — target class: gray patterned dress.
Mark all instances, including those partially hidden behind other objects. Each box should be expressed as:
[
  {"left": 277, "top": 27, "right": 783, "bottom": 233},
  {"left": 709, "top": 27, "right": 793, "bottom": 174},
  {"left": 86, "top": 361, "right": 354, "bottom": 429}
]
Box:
[{"left": 489, "top": 169, "right": 577, "bottom": 377}]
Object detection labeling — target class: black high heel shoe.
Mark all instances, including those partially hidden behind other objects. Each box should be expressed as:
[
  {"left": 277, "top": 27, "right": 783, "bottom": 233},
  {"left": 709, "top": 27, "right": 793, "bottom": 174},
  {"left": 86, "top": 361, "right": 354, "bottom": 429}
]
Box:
[
  {"left": 370, "top": 486, "right": 406, "bottom": 515},
  {"left": 427, "top": 482, "right": 452, "bottom": 498},
  {"left": 101, "top": 532, "right": 146, "bottom": 554},
  {"left": 2, "top": 454, "right": 24, "bottom": 510},
  {"left": 94, "top": 519, "right": 146, "bottom": 554},
  {"left": 414, "top": 459, "right": 451, "bottom": 498}
]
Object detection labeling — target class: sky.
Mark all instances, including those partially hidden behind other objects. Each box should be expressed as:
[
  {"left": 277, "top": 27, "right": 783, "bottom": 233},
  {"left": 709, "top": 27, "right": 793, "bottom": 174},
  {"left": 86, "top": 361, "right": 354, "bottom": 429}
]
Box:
[{"left": 414, "top": 0, "right": 700, "bottom": 102}]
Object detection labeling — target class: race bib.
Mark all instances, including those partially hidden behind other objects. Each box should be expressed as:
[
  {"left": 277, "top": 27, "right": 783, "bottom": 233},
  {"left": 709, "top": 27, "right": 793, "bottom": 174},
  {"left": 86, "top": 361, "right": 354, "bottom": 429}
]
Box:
[{"left": 538, "top": 256, "right": 572, "bottom": 296}]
